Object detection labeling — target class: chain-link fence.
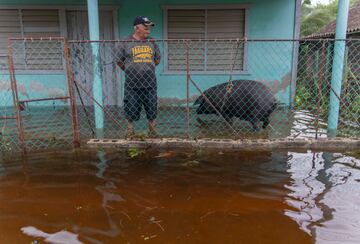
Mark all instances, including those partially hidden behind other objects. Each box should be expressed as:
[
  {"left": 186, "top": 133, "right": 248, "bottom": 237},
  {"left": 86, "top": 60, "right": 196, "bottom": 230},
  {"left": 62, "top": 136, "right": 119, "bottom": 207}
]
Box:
[
  {"left": 0, "top": 55, "right": 19, "bottom": 154},
  {"left": 296, "top": 39, "right": 360, "bottom": 138},
  {"left": 1, "top": 38, "right": 359, "bottom": 153},
  {"left": 69, "top": 39, "right": 359, "bottom": 141},
  {"left": 6, "top": 38, "right": 79, "bottom": 153}
]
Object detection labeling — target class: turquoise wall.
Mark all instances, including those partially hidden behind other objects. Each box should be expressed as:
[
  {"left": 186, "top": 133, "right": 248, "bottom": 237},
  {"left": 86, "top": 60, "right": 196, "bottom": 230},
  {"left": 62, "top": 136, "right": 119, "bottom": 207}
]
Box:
[
  {"left": 0, "top": 74, "right": 69, "bottom": 107},
  {"left": 0, "top": 0, "right": 297, "bottom": 106},
  {"left": 117, "top": 0, "right": 296, "bottom": 105},
  {"left": 117, "top": 0, "right": 295, "bottom": 39}
]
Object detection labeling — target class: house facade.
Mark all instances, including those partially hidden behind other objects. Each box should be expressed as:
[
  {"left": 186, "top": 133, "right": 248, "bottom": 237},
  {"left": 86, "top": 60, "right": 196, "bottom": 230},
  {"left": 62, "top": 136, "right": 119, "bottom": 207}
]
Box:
[{"left": 0, "top": 0, "right": 301, "bottom": 108}]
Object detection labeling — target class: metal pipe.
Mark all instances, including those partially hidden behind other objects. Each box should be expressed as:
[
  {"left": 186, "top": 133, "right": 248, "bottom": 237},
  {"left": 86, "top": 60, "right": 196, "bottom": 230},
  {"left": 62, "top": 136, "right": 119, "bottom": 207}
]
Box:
[
  {"left": 73, "top": 76, "right": 96, "bottom": 137},
  {"left": 19, "top": 96, "right": 70, "bottom": 103},
  {"left": 64, "top": 40, "right": 81, "bottom": 147},
  {"left": 315, "top": 43, "right": 326, "bottom": 139},
  {"left": 186, "top": 41, "right": 190, "bottom": 138},
  {"left": 67, "top": 38, "right": 359, "bottom": 43},
  {"left": 9, "top": 37, "right": 65, "bottom": 41},
  {"left": 87, "top": 0, "right": 104, "bottom": 132},
  {"left": 290, "top": 0, "right": 302, "bottom": 107},
  {"left": 7, "top": 39, "right": 26, "bottom": 154},
  {"left": 327, "top": 0, "right": 350, "bottom": 137},
  {"left": 0, "top": 116, "right": 17, "bottom": 120}
]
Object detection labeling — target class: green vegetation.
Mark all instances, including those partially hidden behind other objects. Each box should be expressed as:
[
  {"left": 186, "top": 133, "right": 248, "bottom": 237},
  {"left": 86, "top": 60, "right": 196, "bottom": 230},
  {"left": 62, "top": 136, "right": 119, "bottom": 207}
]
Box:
[
  {"left": 127, "top": 148, "right": 145, "bottom": 158},
  {"left": 295, "top": 40, "right": 359, "bottom": 136},
  {"left": 301, "top": 0, "right": 358, "bottom": 37},
  {"left": 0, "top": 136, "right": 13, "bottom": 152}
]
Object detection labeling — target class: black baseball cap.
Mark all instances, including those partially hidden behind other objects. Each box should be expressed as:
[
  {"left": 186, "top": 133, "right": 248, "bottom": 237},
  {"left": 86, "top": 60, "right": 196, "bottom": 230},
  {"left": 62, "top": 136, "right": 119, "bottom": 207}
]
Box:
[{"left": 133, "top": 16, "right": 155, "bottom": 27}]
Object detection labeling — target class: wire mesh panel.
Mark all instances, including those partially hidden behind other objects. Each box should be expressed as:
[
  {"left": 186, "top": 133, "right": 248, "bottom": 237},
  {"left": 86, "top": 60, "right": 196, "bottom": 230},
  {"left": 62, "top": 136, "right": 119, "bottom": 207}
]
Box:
[
  {"left": 69, "top": 41, "right": 125, "bottom": 140},
  {"left": 186, "top": 40, "right": 288, "bottom": 139},
  {"left": 8, "top": 38, "right": 78, "bottom": 152},
  {"left": 0, "top": 55, "right": 19, "bottom": 153},
  {"left": 342, "top": 40, "right": 360, "bottom": 136},
  {"left": 296, "top": 39, "right": 360, "bottom": 138},
  {"left": 188, "top": 39, "right": 359, "bottom": 139},
  {"left": 67, "top": 39, "right": 359, "bottom": 141},
  {"left": 1, "top": 37, "right": 359, "bottom": 154},
  {"left": 69, "top": 40, "right": 190, "bottom": 140}
]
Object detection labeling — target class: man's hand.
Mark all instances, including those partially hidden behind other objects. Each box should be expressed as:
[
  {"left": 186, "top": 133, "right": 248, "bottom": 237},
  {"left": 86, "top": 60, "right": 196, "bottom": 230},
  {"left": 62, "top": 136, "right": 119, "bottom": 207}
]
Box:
[{"left": 117, "top": 61, "right": 125, "bottom": 70}]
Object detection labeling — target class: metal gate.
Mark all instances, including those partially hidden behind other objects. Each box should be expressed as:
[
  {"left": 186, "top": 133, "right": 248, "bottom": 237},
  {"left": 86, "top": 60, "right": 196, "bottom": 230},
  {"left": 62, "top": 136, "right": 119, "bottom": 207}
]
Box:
[{"left": 7, "top": 37, "right": 79, "bottom": 153}]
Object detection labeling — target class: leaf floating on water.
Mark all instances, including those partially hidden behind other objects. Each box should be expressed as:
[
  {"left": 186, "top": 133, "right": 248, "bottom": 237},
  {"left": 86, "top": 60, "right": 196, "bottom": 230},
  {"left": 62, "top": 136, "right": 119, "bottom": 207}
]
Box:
[
  {"left": 181, "top": 160, "right": 200, "bottom": 167},
  {"left": 143, "top": 235, "right": 157, "bottom": 240},
  {"left": 154, "top": 151, "right": 175, "bottom": 158},
  {"left": 149, "top": 216, "right": 165, "bottom": 231}
]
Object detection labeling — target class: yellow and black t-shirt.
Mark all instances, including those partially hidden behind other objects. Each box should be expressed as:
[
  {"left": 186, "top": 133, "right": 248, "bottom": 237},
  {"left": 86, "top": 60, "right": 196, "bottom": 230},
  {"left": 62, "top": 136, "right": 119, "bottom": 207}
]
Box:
[{"left": 118, "top": 36, "right": 161, "bottom": 89}]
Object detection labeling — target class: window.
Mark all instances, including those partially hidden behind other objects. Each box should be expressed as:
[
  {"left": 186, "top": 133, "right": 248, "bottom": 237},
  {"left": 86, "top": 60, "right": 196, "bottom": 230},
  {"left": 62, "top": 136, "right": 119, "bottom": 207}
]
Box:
[
  {"left": 165, "top": 7, "right": 247, "bottom": 72},
  {"left": 0, "top": 9, "right": 22, "bottom": 55},
  {"left": 0, "top": 9, "right": 63, "bottom": 70}
]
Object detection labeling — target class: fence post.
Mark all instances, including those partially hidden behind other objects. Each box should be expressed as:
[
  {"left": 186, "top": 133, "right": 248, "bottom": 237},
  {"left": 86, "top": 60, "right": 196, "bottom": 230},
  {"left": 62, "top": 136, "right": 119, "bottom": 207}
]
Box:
[
  {"left": 186, "top": 40, "right": 190, "bottom": 138},
  {"left": 7, "top": 39, "right": 26, "bottom": 154},
  {"left": 327, "top": 0, "right": 350, "bottom": 137},
  {"left": 315, "top": 43, "right": 326, "bottom": 139},
  {"left": 64, "top": 39, "right": 81, "bottom": 147},
  {"left": 290, "top": 0, "right": 302, "bottom": 107},
  {"left": 87, "top": 0, "right": 104, "bottom": 134}
]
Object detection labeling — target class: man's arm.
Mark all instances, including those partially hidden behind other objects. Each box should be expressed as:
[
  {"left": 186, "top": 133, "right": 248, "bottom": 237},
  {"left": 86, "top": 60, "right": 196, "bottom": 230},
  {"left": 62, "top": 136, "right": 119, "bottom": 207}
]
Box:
[
  {"left": 116, "top": 42, "right": 126, "bottom": 70},
  {"left": 153, "top": 42, "right": 161, "bottom": 66}
]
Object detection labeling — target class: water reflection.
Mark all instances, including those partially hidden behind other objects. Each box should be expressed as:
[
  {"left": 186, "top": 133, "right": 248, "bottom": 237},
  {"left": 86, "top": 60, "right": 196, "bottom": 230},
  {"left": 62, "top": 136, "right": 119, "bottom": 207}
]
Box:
[
  {"left": 289, "top": 110, "right": 328, "bottom": 138},
  {"left": 0, "top": 149, "right": 359, "bottom": 243},
  {"left": 285, "top": 151, "right": 360, "bottom": 243},
  {"left": 73, "top": 150, "right": 123, "bottom": 242},
  {"left": 21, "top": 226, "right": 82, "bottom": 244}
]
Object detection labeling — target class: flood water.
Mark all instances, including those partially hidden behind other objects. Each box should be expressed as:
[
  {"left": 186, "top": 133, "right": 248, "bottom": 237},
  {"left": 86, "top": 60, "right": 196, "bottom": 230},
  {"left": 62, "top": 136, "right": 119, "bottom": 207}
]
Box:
[{"left": 0, "top": 149, "right": 359, "bottom": 243}]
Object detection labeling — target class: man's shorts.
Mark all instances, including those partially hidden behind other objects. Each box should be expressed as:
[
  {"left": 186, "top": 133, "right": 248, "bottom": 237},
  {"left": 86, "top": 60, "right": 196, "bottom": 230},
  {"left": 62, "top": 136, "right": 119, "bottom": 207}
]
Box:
[{"left": 124, "top": 88, "right": 158, "bottom": 122}]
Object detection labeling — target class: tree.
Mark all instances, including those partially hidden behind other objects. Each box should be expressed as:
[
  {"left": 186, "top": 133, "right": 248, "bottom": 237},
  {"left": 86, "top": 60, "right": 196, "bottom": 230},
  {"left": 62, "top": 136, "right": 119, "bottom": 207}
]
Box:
[{"left": 301, "top": 0, "right": 358, "bottom": 37}]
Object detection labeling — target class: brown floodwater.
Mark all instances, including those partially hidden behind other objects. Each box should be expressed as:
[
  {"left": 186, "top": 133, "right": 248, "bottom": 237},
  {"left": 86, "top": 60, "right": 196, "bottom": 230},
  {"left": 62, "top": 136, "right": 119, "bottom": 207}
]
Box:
[{"left": 0, "top": 148, "right": 359, "bottom": 243}]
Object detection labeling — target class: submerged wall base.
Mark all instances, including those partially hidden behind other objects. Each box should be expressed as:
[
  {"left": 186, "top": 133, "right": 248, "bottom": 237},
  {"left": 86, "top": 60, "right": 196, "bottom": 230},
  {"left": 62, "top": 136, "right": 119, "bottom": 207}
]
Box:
[{"left": 87, "top": 138, "right": 360, "bottom": 151}]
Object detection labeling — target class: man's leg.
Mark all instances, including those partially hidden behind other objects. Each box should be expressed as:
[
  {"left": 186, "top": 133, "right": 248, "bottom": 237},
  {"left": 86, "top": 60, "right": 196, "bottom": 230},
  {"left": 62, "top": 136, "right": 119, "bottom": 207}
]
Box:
[
  {"left": 127, "top": 120, "right": 135, "bottom": 138},
  {"left": 124, "top": 88, "right": 141, "bottom": 138},
  {"left": 143, "top": 88, "right": 158, "bottom": 137},
  {"left": 148, "top": 120, "right": 156, "bottom": 137}
]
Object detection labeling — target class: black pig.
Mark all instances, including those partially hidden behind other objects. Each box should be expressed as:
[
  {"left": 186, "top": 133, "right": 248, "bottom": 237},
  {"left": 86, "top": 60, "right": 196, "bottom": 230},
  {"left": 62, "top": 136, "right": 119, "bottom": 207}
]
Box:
[{"left": 194, "top": 80, "right": 277, "bottom": 130}]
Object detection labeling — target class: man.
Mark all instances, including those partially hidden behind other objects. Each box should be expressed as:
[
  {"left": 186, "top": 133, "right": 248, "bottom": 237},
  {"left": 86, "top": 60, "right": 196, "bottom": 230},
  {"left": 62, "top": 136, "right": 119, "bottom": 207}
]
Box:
[{"left": 117, "top": 16, "right": 161, "bottom": 138}]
